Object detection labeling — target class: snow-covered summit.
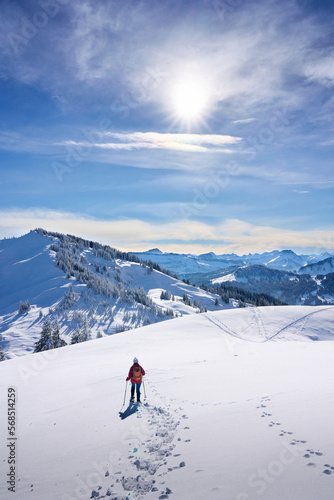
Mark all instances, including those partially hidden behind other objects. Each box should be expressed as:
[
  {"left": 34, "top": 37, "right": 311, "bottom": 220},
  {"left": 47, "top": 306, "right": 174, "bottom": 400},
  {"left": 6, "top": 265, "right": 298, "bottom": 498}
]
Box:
[
  {"left": 299, "top": 257, "right": 334, "bottom": 276},
  {"left": 143, "top": 248, "right": 164, "bottom": 255}
]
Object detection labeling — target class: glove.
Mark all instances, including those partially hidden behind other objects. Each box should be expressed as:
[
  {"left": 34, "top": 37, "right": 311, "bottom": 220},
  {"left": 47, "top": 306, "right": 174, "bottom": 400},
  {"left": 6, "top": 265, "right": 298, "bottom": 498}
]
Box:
[{"left": 126, "top": 377, "right": 129, "bottom": 381}]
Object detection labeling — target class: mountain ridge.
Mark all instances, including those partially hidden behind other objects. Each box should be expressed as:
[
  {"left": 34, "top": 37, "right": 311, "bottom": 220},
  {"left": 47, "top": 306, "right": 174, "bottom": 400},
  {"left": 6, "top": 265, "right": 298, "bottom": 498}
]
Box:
[
  {"left": 132, "top": 249, "right": 334, "bottom": 306},
  {"left": 132, "top": 248, "right": 333, "bottom": 275}
]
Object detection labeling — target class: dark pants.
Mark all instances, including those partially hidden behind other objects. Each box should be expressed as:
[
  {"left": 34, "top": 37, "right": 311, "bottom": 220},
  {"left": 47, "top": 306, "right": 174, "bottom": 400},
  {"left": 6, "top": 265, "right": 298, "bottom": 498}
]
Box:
[{"left": 131, "top": 382, "right": 141, "bottom": 401}]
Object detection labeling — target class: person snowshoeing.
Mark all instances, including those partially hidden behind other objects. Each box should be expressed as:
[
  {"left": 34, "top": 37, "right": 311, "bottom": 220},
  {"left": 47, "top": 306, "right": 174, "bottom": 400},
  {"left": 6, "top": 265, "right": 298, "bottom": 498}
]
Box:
[{"left": 126, "top": 357, "right": 145, "bottom": 403}]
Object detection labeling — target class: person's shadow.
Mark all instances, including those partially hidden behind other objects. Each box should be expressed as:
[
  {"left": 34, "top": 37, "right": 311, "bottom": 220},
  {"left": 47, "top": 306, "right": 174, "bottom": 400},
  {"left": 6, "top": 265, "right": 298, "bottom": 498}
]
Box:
[{"left": 119, "top": 402, "right": 139, "bottom": 420}]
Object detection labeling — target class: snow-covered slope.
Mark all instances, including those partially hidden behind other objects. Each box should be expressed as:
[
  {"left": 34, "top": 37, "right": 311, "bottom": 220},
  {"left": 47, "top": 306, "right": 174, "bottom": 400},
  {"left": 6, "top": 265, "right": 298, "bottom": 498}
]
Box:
[
  {"left": 212, "top": 264, "right": 291, "bottom": 285},
  {"left": 0, "top": 232, "right": 66, "bottom": 312},
  {"left": 258, "top": 249, "right": 305, "bottom": 271},
  {"left": 0, "top": 231, "right": 235, "bottom": 359},
  {"left": 1, "top": 305, "right": 334, "bottom": 500},
  {"left": 209, "top": 265, "right": 334, "bottom": 306},
  {"left": 299, "top": 257, "right": 334, "bottom": 276}
]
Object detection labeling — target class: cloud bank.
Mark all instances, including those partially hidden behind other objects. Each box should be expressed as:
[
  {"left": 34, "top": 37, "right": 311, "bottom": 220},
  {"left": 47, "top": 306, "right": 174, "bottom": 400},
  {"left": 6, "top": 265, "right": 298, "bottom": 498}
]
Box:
[{"left": 1, "top": 209, "right": 333, "bottom": 255}]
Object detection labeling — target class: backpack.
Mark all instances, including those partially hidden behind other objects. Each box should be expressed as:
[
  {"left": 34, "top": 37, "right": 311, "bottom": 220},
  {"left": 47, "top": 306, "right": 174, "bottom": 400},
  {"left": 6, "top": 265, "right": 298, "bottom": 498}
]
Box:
[{"left": 132, "top": 365, "right": 141, "bottom": 382}]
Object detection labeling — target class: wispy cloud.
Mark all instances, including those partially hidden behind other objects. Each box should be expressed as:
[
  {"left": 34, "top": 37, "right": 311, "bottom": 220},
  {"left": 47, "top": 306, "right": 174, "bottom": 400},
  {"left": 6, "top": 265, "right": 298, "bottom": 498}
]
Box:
[
  {"left": 3, "top": 0, "right": 334, "bottom": 120},
  {"left": 304, "top": 54, "right": 334, "bottom": 88},
  {"left": 63, "top": 132, "right": 242, "bottom": 154},
  {"left": 320, "top": 138, "right": 334, "bottom": 146},
  {"left": 232, "top": 118, "right": 256, "bottom": 124}
]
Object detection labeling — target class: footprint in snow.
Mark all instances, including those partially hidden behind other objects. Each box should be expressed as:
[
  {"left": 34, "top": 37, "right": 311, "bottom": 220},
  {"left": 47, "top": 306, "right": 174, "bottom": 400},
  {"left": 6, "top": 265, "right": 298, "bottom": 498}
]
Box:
[
  {"left": 279, "top": 430, "right": 294, "bottom": 436},
  {"left": 261, "top": 411, "right": 272, "bottom": 418},
  {"left": 307, "top": 449, "right": 324, "bottom": 456},
  {"left": 291, "top": 439, "right": 307, "bottom": 444}
]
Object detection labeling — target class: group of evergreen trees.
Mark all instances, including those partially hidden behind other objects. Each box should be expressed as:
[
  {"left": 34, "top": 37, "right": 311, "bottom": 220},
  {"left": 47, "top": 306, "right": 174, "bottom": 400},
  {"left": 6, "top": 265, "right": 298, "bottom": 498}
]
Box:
[
  {"left": 161, "top": 290, "right": 210, "bottom": 313},
  {"left": 47, "top": 233, "right": 157, "bottom": 311},
  {"left": 34, "top": 316, "right": 92, "bottom": 353},
  {"left": 182, "top": 294, "right": 207, "bottom": 313},
  {"left": 160, "top": 290, "right": 174, "bottom": 300},
  {"left": 57, "top": 286, "right": 78, "bottom": 310},
  {"left": 34, "top": 319, "right": 67, "bottom": 352},
  {"left": 36, "top": 228, "right": 178, "bottom": 279},
  {"left": 19, "top": 300, "right": 31, "bottom": 313},
  {"left": 70, "top": 317, "right": 91, "bottom": 344},
  {"left": 199, "top": 283, "right": 287, "bottom": 307}
]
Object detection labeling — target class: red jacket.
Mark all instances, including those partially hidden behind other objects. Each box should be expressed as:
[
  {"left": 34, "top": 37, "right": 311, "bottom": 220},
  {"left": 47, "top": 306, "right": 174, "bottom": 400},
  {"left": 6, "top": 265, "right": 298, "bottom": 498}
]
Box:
[{"left": 127, "top": 363, "right": 145, "bottom": 384}]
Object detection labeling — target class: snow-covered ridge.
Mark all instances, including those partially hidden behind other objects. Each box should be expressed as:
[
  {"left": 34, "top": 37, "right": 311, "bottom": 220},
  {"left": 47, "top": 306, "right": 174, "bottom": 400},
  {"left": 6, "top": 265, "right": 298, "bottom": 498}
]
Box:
[
  {"left": 133, "top": 248, "right": 334, "bottom": 276},
  {"left": 299, "top": 257, "right": 334, "bottom": 276},
  {"left": 210, "top": 265, "right": 334, "bottom": 306},
  {"left": 133, "top": 249, "right": 334, "bottom": 306}
]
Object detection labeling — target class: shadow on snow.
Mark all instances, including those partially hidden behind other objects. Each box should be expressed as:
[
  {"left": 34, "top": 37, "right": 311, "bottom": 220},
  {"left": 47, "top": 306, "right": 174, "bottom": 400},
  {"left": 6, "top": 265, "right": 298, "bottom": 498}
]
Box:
[{"left": 119, "top": 402, "right": 139, "bottom": 420}]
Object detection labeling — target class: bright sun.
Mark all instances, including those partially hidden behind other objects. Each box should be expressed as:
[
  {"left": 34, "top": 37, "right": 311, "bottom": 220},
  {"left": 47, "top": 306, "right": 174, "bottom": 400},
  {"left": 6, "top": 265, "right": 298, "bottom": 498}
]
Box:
[{"left": 171, "top": 77, "right": 209, "bottom": 126}]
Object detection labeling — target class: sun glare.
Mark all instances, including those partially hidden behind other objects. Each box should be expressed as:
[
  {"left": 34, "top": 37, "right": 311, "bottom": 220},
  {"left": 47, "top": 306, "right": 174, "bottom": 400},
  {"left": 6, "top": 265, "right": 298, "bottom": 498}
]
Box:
[{"left": 171, "top": 77, "right": 209, "bottom": 127}]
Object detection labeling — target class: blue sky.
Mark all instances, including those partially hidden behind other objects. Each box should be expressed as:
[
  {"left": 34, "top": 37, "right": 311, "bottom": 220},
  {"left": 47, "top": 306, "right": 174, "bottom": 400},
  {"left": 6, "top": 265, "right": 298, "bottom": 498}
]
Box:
[{"left": 0, "top": 0, "right": 334, "bottom": 254}]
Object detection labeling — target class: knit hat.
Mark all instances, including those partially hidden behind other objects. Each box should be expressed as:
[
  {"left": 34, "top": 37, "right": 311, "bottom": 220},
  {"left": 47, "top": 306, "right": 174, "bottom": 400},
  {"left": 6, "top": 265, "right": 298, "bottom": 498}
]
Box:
[{"left": 133, "top": 357, "right": 138, "bottom": 364}]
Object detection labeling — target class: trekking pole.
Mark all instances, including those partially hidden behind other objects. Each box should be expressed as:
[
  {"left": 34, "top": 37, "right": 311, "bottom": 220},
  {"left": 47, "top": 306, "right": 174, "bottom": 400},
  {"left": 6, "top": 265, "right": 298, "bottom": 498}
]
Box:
[
  {"left": 143, "top": 379, "right": 147, "bottom": 399},
  {"left": 123, "top": 380, "right": 128, "bottom": 406}
]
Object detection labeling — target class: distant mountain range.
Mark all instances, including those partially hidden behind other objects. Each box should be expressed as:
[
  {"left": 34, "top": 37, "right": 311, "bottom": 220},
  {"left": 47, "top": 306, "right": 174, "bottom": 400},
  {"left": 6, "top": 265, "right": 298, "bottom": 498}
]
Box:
[
  {"left": 133, "top": 248, "right": 333, "bottom": 275},
  {"left": 132, "top": 249, "right": 334, "bottom": 305}
]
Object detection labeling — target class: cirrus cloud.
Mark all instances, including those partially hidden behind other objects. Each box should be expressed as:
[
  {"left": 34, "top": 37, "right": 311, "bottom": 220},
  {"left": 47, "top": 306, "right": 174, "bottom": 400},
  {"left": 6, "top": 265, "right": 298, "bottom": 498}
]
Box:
[{"left": 63, "top": 131, "right": 242, "bottom": 154}]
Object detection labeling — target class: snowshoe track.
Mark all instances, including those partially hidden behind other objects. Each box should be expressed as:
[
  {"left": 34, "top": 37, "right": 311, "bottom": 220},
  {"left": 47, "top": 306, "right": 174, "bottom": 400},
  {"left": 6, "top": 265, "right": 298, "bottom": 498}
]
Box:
[{"left": 91, "top": 381, "right": 187, "bottom": 499}]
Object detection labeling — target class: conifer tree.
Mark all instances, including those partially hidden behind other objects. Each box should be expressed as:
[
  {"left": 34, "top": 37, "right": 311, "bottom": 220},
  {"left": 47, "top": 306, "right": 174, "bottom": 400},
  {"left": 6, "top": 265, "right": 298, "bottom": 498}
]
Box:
[
  {"left": 71, "top": 317, "right": 91, "bottom": 344},
  {"left": 51, "top": 320, "right": 67, "bottom": 348},
  {"left": 34, "top": 318, "right": 53, "bottom": 352},
  {"left": 19, "top": 300, "right": 31, "bottom": 313},
  {"left": 81, "top": 317, "right": 92, "bottom": 342},
  {"left": 0, "top": 345, "right": 5, "bottom": 361},
  {"left": 71, "top": 326, "right": 82, "bottom": 344}
]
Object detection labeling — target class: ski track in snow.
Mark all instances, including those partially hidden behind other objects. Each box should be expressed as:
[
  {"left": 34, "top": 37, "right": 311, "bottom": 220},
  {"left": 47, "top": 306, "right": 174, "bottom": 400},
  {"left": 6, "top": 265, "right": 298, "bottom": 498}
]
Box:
[
  {"left": 204, "top": 314, "right": 243, "bottom": 341},
  {"left": 257, "top": 395, "right": 334, "bottom": 477},
  {"left": 207, "top": 306, "right": 332, "bottom": 344},
  {"left": 89, "top": 381, "right": 187, "bottom": 499},
  {"left": 264, "top": 307, "right": 330, "bottom": 341}
]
